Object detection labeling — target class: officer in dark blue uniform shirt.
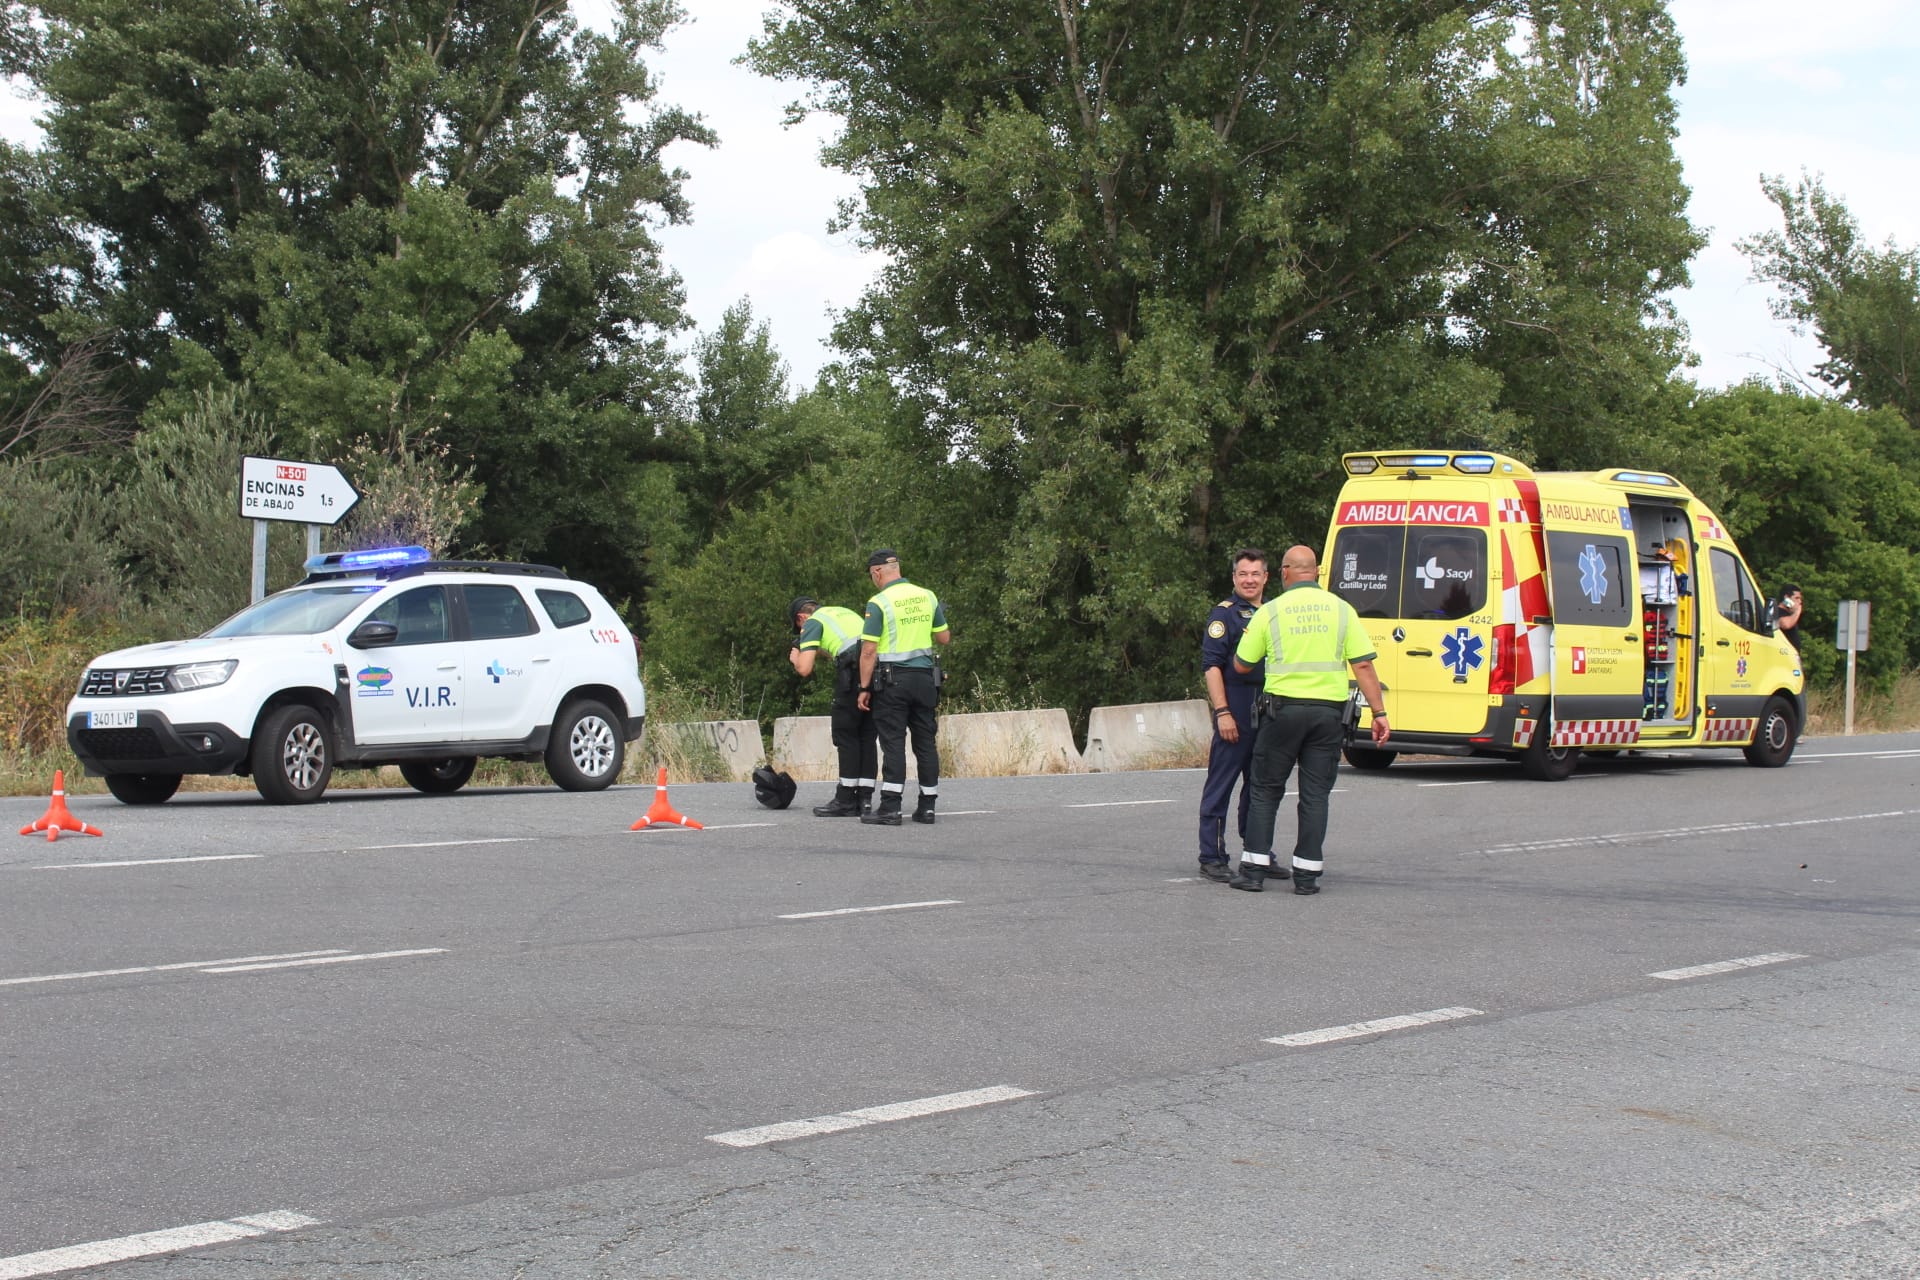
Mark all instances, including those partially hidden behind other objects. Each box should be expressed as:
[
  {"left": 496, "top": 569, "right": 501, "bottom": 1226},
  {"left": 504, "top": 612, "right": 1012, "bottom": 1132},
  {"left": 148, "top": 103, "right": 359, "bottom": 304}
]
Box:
[{"left": 1197, "top": 547, "right": 1269, "bottom": 880}]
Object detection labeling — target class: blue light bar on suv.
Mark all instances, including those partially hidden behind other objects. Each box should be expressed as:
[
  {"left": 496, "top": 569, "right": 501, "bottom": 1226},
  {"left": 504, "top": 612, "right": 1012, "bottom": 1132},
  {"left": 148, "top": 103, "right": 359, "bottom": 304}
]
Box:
[{"left": 304, "top": 545, "right": 432, "bottom": 573}]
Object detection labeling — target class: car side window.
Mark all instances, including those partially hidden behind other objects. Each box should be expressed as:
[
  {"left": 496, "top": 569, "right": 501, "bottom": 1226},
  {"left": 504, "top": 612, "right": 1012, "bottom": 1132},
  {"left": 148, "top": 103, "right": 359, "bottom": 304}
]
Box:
[
  {"left": 368, "top": 586, "right": 451, "bottom": 646},
  {"left": 537, "top": 588, "right": 592, "bottom": 629},
  {"left": 1709, "top": 548, "right": 1769, "bottom": 636},
  {"left": 1404, "top": 528, "right": 1486, "bottom": 620},
  {"left": 1544, "top": 532, "right": 1632, "bottom": 626},
  {"left": 466, "top": 584, "right": 537, "bottom": 640}
]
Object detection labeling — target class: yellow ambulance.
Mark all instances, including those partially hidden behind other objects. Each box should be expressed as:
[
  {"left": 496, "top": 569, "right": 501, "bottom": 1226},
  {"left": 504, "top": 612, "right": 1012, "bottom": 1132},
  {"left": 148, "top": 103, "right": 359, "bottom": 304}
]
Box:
[{"left": 1322, "top": 451, "right": 1804, "bottom": 779}]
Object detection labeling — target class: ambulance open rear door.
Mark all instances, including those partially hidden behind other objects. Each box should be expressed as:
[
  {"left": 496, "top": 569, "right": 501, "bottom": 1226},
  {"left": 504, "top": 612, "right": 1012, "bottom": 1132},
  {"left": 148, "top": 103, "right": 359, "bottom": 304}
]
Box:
[{"left": 1537, "top": 498, "right": 1642, "bottom": 751}]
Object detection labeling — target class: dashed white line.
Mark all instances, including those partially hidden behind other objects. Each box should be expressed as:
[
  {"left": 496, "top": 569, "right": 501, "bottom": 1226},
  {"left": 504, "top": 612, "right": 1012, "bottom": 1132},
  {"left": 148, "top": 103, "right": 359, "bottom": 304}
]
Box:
[
  {"left": 0, "top": 1210, "right": 321, "bottom": 1279},
  {"left": 1266, "top": 1006, "right": 1485, "bottom": 1047},
  {"left": 201, "top": 948, "right": 447, "bottom": 974},
  {"left": 693, "top": 823, "right": 778, "bottom": 830},
  {"left": 1468, "top": 808, "right": 1920, "bottom": 857},
  {"left": 36, "top": 854, "right": 263, "bottom": 869},
  {"left": 1064, "top": 799, "right": 1174, "bottom": 809},
  {"left": 0, "top": 951, "right": 350, "bottom": 987},
  {"left": 706, "top": 1085, "right": 1036, "bottom": 1147},
  {"left": 779, "top": 900, "right": 962, "bottom": 920},
  {"left": 1416, "top": 780, "right": 1493, "bottom": 788},
  {"left": 939, "top": 809, "right": 996, "bottom": 815},
  {"left": 1648, "top": 952, "right": 1806, "bottom": 981},
  {"left": 350, "top": 838, "right": 537, "bottom": 850}
]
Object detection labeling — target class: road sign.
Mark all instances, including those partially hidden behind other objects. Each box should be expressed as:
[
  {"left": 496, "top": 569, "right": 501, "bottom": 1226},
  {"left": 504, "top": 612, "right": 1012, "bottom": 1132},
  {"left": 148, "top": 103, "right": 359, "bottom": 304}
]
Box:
[
  {"left": 239, "top": 456, "right": 359, "bottom": 526},
  {"left": 1835, "top": 599, "right": 1871, "bottom": 651}
]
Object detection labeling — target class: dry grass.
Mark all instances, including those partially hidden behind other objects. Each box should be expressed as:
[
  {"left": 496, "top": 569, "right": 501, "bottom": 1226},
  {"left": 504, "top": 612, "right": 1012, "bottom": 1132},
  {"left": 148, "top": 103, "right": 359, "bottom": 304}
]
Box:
[{"left": 1803, "top": 671, "right": 1920, "bottom": 737}]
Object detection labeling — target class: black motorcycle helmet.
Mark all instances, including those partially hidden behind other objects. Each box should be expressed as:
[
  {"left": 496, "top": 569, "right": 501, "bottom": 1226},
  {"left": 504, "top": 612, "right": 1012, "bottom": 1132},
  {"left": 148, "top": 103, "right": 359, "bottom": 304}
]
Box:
[{"left": 751, "top": 765, "right": 797, "bottom": 809}]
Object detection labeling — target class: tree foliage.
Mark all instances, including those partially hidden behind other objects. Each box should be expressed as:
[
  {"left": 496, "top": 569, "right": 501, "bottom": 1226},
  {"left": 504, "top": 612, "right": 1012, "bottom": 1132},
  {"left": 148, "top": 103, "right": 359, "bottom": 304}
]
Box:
[
  {"left": 1740, "top": 173, "right": 1920, "bottom": 432},
  {"left": 751, "top": 0, "right": 1703, "bottom": 710},
  {"left": 8, "top": 0, "right": 712, "bottom": 603}
]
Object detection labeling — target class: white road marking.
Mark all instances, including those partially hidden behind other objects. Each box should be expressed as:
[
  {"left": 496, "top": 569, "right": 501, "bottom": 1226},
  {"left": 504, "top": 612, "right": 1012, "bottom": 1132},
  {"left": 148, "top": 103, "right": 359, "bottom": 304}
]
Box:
[
  {"left": 693, "top": 823, "right": 777, "bottom": 830},
  {"left": 201, "top": 948, "right": 447, "bottom": 974},
  {"left": 1467, "top": 808, "right": 1920, "bottom": 857},
  {"left": 36, "top": 854, "right": 262, "bottom": 869},
  {"left": 0, "top": 1210, "right": 321, "bottom": 1279},
  {"left": 939, "top": 809, "right": 996, "bottom": 815},
  {"left": 1266, "top": 1006, "right": 1484, "bottom": 1047},
  {"left": 706, "top": 1085, "right": 1036, "bottom": 1148},
  {"left": 350, "top": 838, "right": 537, "bottom": 850},
  {"left": 0, "top": 951, "right": 349, "bottom": 988},
  {"left": 1797, "top": 747, "right": 1920, "bottom": 761},
  {"left": 1416, "top": 780, "right": 1493, "bottom": 788},
  {"left": 779, "top": 900, "right": 962, "bottom": 920},
  {"left": 1648, "top": 952, "right": 1806, "bottom": 981},
  {"left": 1064, "top": 799, "right": 1174, "bottom": 809}
]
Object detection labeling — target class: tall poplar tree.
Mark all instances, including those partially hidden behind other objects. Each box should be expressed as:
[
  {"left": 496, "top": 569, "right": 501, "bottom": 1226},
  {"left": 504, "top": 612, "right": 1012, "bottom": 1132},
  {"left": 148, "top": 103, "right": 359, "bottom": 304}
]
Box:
[{"left": 752, "top": 0, "right": 1702, "bottom": 707}]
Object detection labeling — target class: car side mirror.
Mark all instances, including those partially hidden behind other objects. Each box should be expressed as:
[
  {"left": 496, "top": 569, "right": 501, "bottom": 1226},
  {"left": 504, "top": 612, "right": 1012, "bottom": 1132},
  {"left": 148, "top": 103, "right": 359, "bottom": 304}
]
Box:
[{"left": 348, "top": 619, "right": 398, "bottom": 649}]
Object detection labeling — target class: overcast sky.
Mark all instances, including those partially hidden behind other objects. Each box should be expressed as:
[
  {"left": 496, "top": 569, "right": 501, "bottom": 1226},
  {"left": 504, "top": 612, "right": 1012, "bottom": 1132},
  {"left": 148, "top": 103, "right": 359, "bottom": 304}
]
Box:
[{"left": 5, "top": 2, "right": 1916, "bottom": 395}]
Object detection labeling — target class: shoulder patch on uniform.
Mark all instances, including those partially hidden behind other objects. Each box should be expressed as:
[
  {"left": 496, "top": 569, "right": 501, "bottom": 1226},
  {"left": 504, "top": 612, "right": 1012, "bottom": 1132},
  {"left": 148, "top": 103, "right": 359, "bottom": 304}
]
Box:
[
  {"left": 1217, "top": 599, "right": 1233, "bottom": 608},
  {"left": 1207, "top": 620, "right": 1227, "bottom": 639}
]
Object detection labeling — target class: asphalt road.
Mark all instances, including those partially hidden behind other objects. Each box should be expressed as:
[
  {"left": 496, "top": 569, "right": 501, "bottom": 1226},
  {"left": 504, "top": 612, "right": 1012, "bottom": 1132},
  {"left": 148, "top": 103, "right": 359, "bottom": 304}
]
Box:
[{"left": 3, "top": 734, "right": 1917, "bottom": 1278}]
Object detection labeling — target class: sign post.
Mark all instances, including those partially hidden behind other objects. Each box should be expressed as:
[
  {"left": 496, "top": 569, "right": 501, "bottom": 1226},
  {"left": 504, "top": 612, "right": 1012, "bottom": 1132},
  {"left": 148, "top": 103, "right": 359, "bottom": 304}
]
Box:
[
  {"left": 1835, "top": 599, "right": 1871, "bottom": 736},
  {"left": 239, "top": 456, "right": 360, "bottom": 602}
]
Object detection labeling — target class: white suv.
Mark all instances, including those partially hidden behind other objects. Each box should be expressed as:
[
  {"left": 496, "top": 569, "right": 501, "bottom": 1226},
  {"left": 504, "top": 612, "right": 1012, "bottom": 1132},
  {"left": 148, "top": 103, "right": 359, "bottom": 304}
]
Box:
[{"left": 65, "top": 547, "right": 647, "bottom": 805}]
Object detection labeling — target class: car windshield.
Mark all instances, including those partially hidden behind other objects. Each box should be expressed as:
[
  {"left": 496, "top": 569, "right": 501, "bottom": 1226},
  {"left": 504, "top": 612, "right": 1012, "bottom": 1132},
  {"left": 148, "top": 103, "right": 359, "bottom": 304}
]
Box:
[{"left": 203, "top": 584, "right": 385, "bottom": 637}]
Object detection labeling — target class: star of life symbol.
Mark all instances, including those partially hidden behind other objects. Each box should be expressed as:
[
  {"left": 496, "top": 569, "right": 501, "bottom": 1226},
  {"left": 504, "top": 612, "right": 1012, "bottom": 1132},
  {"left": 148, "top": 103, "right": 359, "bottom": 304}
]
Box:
[
  {"left": 1441, "top": 627, "right": 1484, "bottom": 677},
  {"left": 1578, "top": 544, "right": 1609, "bottom": 604},
  {"left": 1736, "top": 657, "right": 1748, "bottom": 677}
]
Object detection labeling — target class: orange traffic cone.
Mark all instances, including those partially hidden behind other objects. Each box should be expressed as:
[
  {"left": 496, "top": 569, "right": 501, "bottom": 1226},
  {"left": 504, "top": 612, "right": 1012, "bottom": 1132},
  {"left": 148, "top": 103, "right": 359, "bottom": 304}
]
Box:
[
  {"left": 20, "top": 770, "right": 104, "bottom": 841},
  {"left": 629, "top": 766, "right": 703, "bottom": 831}
]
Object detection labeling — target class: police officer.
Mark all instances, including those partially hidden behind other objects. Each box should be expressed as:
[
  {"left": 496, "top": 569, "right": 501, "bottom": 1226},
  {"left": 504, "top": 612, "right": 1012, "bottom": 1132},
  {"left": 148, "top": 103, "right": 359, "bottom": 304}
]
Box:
[
  {"left": 1228, "top": 545, "right": 1389, "bottom": 895},
  {"left": 1196, "top": 548, "right": 1269, "bottom": 881},
  {"left": 855, "top": 550, "right": 952, "bottom": 826},
  {"left": 790, "top": 596, "right": 878, "bottom": 817}
]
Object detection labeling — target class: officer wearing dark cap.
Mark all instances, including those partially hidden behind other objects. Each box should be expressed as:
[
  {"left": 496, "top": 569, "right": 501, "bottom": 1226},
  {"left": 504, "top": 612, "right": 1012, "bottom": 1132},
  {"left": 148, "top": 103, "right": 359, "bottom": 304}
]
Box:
[
  {"left": 855, "top": 549, "right": 951, "bottom": 826},
  {"left": 790, "top": 595, "right": 878, "bottom": 816},
  {"left": 1196, "top": 548, "right": 1268, "bottom": 881}
]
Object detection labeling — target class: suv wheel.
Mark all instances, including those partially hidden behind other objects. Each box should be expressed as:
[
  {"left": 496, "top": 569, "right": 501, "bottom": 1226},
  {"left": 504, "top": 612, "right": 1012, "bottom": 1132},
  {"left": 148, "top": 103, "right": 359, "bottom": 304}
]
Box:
[
  {"left": 253, "top": 704, "right": 334, "bottom": 804},
  {"left": 104, "top": 772, "right": 182, "bottom": 805},
  {"left": 400, "top": 757, "right": 477, "bottom": 794},
  {"left": 546, "top": 699, "right": 624, "bottom": 791}
]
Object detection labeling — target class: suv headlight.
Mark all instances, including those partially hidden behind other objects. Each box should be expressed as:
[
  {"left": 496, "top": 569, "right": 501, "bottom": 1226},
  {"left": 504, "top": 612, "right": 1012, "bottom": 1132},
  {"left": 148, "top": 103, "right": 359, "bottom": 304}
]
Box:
[{"left": 168, "top": 659, "right": 238, "bottom": 691}]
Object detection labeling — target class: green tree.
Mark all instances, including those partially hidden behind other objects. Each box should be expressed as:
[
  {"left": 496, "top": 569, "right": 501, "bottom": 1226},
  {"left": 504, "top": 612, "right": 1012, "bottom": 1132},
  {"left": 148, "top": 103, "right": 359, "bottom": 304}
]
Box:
[
  {"left": 1740, "top": 173, "right": 1920, "bottom": 431},
  {"left": 10, "top": 0, "right": 712, "bottom": 604},
  {"left": 1669, "top": 381, "right": 1920, "bottom": 687},
  {"left": 751, "top": 0, "right": 1703, "bottom": 712}
]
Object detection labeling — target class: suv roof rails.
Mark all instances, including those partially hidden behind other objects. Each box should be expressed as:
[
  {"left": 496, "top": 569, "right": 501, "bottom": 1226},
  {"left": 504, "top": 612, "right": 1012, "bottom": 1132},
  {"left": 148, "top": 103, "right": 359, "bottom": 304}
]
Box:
[{"left": 299, "top": 559, "right": 570, "bottom": 586}]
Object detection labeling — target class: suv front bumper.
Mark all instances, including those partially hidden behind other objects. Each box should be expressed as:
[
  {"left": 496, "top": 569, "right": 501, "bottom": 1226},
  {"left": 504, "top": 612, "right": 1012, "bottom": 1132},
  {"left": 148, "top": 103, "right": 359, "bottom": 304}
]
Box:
[{"left": 67, "top": 711, "right": 249, "bottom": 777}]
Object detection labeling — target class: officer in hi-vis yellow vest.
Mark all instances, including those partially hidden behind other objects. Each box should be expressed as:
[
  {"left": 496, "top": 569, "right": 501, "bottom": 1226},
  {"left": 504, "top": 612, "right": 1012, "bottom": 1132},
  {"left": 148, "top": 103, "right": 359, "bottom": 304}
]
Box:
[
  {"left": 790, "top": 597, "right": 879, "bottom": 817},
  {"left": 1228, "top": 545, "right": 1389, "bottom": 894},
  {"left": 855, "top": 550, "right": 952, "bottom": 826}
]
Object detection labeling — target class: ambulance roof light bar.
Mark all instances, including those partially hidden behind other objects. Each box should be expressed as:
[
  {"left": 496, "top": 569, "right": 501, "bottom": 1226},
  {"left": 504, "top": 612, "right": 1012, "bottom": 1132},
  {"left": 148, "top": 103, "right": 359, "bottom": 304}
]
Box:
[
  {"left": 1452, "top": 454, "right": 1496, "bottom": 474},
  {"left": 1611, "top": 470, "right": 1679, "bottom": 487}
]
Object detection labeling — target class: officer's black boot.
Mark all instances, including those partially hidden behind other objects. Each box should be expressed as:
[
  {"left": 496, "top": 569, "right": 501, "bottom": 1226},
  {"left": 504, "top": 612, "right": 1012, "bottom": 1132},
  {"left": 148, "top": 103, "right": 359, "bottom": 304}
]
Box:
[
  {"left": 811, "top": 785, "right": 862, "bottom": 817},
  {"left": 856, "top": 786, "right": 874, "bottom": 816},
  {"left": 1292, "top": 872, "right": 1320, "bottom": 896},
  {"left": 861, "top": 793, "right": 903, "bottom": 826},
  {"left": 1227, "top": 861, "right": 1267, "bottom": 893},
  {"left": 911, "top": 795, "right": 936, "bottom": 825}
]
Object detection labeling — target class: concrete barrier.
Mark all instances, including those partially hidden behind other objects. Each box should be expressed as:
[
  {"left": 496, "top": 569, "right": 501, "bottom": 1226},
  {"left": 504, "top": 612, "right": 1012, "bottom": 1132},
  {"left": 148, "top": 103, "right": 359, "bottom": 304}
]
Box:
[
  {"left": 1082, "top": 700, "right": 1211, "bottom": 772},
  {"left": 769, "top": 715, "right": 837, "bottom": 782},
  {"left": 652, "top": 719, "right": 765, "bottom": 781},
  {"left": 773, "top": 710, "right": 1085, "bottom": 778},
  {"left": 939, "top": 709, "right": 1083, "bottom": 777}
]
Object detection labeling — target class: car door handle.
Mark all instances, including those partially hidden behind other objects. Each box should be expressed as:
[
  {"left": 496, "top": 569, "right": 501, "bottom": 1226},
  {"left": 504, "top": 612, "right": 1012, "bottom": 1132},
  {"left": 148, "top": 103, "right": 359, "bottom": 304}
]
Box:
[
  {"left": 1405, "top": 648, "right": 1433, "bottom": 657},
  {"left": 1625, "top": 634, "right": 1639, "bottom": 642},
  {"left": 437, "top": 662, "right": 458, "bottom": 670},
  {"left": 1716, "top": 640, "right": 1731, "bottom": 647},
  {"left": 532, "top": 656, "right": 551, "bottom": 663}
]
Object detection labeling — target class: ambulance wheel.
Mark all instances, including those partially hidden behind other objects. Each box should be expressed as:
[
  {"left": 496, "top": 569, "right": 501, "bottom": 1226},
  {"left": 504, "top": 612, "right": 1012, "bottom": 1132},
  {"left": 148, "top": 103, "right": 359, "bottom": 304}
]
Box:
[
  {"left": 400, "top": 757, "right": 477, "bottom": 794},
  {"left": 1743, "top": 697, "right": 1799, "bottom": 768},
  {"left": 1342, "top": 746, "right": 1395, "bottom": 771},
  {"left": 252, "top": 704, "right": 334, "bottom": 804},
  {"left": 104, "top": 772, "right": 181, "bottom": 805},
  {"left": 1520, "top": 732, "right": 1579, "bottom": 781},
  {"left": 546, "top": 699, "right": 624, "bottom": 791}
]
